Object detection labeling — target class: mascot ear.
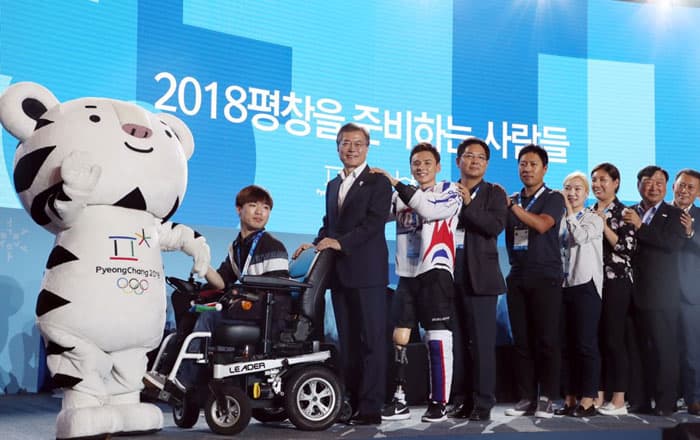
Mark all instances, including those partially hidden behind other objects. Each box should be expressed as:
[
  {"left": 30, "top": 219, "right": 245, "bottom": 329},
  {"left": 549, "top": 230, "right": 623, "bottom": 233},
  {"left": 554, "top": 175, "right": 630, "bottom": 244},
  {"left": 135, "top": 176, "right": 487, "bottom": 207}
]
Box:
[
  {"left": 0, "top": 82, "right": 60, "bottom": 142},
  {"left": 159, "top": 113, "right": 194, "bottom": 160}
]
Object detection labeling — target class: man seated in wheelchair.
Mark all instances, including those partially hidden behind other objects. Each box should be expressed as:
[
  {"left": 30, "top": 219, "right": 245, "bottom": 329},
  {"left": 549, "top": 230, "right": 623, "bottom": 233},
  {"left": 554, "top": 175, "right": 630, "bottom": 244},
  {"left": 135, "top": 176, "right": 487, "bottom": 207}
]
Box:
[{"left": 146, "top": 185, "right": 290, "bottom": 389}]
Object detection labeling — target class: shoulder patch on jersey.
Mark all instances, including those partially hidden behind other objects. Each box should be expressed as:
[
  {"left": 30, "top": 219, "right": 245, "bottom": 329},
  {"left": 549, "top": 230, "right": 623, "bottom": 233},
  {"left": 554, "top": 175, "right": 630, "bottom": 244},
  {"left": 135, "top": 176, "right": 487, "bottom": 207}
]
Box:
[
  {"left": 36, "top": 289, "right": 70, "bottom": 317},
  {"left": 46, "top": 245, "right": 79, "bottom": 269}
]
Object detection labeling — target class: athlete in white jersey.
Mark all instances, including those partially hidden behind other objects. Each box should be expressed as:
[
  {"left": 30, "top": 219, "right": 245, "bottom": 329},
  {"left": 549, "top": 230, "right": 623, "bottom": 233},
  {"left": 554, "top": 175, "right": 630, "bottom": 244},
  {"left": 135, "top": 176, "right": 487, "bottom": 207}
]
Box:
[{"left": 372, "top": 142, "right": 461, "bottom": 423}]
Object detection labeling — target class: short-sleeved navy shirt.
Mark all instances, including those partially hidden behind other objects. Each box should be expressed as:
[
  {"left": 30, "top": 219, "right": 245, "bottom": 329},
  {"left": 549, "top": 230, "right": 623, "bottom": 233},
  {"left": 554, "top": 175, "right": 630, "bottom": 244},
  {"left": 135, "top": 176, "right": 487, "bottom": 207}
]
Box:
[{"left": 505, "top": 185, "right": 565, "bottom": 280}]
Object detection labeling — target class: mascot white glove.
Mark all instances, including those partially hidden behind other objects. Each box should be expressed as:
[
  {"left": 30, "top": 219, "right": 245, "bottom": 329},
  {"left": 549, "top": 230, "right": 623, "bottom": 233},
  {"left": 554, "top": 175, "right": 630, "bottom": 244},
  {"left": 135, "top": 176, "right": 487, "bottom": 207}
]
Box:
[
  {"left": 61, "top": 151, "right": 101, "bottom": 202},
  {"left": 184, "top": 237, "right": 211, "bottom": 278}
]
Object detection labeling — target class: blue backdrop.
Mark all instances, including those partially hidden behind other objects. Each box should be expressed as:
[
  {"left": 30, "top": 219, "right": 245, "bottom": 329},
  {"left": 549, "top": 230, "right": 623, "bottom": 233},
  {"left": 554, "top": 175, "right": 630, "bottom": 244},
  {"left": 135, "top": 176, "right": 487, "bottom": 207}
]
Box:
[{"left": 1, "top": 0, "right": 699, "bottom": 393}]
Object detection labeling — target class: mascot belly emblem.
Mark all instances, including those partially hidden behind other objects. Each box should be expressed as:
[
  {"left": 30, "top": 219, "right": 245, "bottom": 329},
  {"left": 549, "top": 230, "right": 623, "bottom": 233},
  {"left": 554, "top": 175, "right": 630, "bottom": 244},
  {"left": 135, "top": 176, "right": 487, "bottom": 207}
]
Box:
[{"left": 0, "top": 82, "right": 211, "bottom": 439}]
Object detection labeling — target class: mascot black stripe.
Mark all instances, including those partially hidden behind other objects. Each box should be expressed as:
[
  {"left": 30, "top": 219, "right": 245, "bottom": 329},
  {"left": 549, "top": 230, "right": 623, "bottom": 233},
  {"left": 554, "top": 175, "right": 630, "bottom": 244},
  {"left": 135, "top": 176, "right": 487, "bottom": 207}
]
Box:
[{"left": 13, "top": 145, "right": 56, "bottom": 192}]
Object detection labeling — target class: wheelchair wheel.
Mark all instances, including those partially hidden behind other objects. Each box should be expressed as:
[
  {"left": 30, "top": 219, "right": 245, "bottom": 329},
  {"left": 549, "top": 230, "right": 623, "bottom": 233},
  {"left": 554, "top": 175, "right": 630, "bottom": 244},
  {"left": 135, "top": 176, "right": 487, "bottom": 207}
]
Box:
[
  {"left": 204, "top": 386, "right": 251, "bottom": 435},
  {"left": 284, "top": 366, "right": 342, "bottom": 431},
  {"left": 172, "top": 392, "right": 199, "bottom": 428},
  {"left": 252, "top": 407, "right": 288, "bottom": 423}
]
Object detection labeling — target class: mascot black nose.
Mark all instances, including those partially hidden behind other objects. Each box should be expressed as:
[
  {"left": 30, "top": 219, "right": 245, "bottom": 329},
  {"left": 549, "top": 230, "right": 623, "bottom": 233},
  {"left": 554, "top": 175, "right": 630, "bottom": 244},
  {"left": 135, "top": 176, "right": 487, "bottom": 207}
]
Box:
[{"left": 122, "top": 123, "right": 152, "bottom": 139}]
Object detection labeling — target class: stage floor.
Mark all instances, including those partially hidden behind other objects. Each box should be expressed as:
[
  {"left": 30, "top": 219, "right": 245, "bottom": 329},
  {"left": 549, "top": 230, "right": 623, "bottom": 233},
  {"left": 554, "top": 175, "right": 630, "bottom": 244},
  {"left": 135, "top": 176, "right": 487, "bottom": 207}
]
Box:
[{"left": 2, "top": 393, "right": 699, "bottom": 439}]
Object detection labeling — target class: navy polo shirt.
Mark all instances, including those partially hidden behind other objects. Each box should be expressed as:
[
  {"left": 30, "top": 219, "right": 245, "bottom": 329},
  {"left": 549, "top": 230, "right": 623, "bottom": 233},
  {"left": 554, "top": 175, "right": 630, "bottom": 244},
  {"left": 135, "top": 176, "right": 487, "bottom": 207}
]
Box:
[{"left": 505, "top": 186, "right": 565, "bottom": 281}]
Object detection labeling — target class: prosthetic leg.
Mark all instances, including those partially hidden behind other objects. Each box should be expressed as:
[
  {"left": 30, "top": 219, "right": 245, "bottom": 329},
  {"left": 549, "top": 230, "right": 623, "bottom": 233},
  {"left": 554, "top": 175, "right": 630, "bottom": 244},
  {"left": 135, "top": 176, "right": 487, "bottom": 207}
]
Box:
[{"left": 382, "top": 328, "right": 412, "bottom": 421}]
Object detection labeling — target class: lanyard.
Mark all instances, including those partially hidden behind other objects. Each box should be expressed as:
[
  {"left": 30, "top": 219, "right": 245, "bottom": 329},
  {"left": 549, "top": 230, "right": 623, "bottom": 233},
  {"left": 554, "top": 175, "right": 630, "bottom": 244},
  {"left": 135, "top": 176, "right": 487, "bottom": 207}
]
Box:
[
  {"left": 562, "top": 210, "right": 585, "bottom": 245},
  {"left": 236, "top": 230, "right": 265, "bottom": 276},
  {"left": 471, "top": 184, "right": 481, "bottom": 201},
  {"left": 520, "top": 185, "right": 547, "bottom": 211}
]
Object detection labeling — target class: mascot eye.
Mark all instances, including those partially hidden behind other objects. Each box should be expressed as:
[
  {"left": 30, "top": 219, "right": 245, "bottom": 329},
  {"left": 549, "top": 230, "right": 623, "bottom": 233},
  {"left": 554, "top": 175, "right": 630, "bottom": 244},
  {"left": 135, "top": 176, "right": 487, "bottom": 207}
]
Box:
[
  {"left": 164, "top": 130, "right": 172, "bottom": 138},
  {"left": 89, "top": 115, "right": 101, "bottom": 123}
]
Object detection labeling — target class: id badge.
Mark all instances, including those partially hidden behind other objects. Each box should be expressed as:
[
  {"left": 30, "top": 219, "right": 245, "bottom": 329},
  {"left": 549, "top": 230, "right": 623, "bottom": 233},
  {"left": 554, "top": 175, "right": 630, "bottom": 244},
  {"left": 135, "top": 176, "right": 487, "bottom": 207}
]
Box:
[
  {"left": 513, "top": 227, "right": 529, "bottom": 251},
  {"left": 407, "top": 232, "right": 421, "bottom": 259},
  {"left": 454, "top": 229, "right": 465, "bottom": 250}
]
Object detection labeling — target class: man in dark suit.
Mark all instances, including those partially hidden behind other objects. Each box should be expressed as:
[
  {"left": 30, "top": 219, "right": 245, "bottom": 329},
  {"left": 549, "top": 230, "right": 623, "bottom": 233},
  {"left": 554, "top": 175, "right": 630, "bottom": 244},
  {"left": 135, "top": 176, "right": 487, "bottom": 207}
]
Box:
[
  {"left": 294, "top": 123, "right": 392, "bottom": 425},
  {"left": 448, "top": 138, "right": 507, "bottom": 422},
  {"left": 672, "top": 169, "right": 700, "bottom": 416},
  {"left": 622, "top": 165, "right": 687, "bottom": 416}
]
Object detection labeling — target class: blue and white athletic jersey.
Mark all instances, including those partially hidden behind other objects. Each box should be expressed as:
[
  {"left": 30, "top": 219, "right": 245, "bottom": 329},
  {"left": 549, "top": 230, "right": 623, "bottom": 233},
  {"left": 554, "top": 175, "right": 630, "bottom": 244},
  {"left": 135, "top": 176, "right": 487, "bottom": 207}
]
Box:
[{"left": 391, "top": 180, "right": 462, "bottom": 278}]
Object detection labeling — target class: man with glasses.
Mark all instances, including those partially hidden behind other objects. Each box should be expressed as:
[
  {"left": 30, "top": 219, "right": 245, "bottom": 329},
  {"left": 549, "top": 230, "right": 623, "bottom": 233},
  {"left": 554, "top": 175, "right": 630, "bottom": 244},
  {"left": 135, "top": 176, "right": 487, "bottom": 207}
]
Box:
[
  {"left": 294, "top": 123, "right": 392, "bottom": 425},
  {"left": 447, "top": 138, "right": 507, "bottom": 422},
  {"left": 622, "top": 165, "right": 687, "bottom": 416}
]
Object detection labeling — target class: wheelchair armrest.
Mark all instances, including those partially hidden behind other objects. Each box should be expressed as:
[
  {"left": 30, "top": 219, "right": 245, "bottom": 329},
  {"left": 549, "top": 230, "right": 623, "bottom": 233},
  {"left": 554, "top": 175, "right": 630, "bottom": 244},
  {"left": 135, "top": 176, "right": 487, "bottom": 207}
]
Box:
[{"left": 238, "top": 275, "right": 312, "bottom": 291}]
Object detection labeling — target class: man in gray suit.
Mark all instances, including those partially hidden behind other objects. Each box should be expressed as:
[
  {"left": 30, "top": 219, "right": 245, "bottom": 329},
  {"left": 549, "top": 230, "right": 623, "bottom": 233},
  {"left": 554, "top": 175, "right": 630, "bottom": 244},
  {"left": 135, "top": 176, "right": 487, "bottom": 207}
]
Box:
[{"left": 672, "top": 169, "right": 700, "bottom": 416}]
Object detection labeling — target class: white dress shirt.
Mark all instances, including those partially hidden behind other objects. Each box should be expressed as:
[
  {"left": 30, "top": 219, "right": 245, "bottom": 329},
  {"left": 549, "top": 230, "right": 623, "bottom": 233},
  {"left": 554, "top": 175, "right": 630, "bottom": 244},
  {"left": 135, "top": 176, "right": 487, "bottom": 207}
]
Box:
[{"left": 338, "top": 162, "right": 367, "bottom": 208}]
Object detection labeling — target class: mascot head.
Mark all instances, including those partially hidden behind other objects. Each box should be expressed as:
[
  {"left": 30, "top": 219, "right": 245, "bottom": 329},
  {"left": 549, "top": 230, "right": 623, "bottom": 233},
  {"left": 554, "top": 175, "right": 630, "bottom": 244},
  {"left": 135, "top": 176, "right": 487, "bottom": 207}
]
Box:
[{"left": 0, "top": 82, "right": 194, "bottom": 233}]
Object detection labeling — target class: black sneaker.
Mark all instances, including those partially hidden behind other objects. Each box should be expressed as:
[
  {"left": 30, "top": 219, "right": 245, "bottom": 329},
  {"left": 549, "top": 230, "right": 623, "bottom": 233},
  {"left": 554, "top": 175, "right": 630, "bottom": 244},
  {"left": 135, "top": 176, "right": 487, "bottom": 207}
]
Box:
[
  {"left": 505, "top": 399, "right": 536, "bottom": 416},
  {"left": 382, "top": 399, "right": 410, "bottom": 421},
  {"left": 534, "top": 398, "right": 554, "bottom": 419},
  {"left": 421, "top": 401, "right": 447, "bottom": 422}
]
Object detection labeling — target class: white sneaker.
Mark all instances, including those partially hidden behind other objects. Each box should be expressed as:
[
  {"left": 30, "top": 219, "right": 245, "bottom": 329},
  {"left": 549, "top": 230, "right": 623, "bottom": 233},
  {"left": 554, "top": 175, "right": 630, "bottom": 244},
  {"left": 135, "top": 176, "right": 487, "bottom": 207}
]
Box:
[
  {"left": 505, "top": 399, "right": 535, "bottom": 416},
  {"left": 598, "top": 402, "right": 628, "bottom": 416}
]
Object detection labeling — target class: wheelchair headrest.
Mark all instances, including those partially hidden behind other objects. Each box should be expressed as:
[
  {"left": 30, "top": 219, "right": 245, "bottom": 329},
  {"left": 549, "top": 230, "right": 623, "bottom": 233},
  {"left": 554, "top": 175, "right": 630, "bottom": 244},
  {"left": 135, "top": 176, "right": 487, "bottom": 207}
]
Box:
[
  {"left": 290, "top": 249, "right": 335, "bottom": 341},
  {"left": 289, "top": 247, "right": 319, "bottom": 280}
]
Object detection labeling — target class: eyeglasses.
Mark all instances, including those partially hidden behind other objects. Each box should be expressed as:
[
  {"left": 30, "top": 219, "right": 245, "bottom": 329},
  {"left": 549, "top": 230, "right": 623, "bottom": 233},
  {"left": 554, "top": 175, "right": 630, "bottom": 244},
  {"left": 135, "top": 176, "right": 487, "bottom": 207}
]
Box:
[
  {"left": 461, "top": 152, "right": 488, "bottom": 162},
  {"left": 676, "top": 182, "right": 697, "bottom": 192},
  {"left": 339, "top": 141, "right": 367, "bottom": 149}
]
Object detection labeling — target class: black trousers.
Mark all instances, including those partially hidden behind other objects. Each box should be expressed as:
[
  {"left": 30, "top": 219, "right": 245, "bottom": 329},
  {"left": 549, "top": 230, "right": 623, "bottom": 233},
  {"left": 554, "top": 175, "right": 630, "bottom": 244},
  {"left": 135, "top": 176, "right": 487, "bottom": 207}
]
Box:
[
  {"left": 506, "top": 275, "right": 562, "bottom": 400},
  {"left": 633, "top": 306, "right": 680, "bottom": 412},
  {"left": 599, "top": 277, "right": 632, "bottom": 393},
  {"left": 452, "top": 285, "right": 498, "bottom": 410},
  {"left": 560, "top": 280, "right": 601, "bottom": 398},
  {"left": 331, "top": 286, "right": 387, "bottom": 416}
]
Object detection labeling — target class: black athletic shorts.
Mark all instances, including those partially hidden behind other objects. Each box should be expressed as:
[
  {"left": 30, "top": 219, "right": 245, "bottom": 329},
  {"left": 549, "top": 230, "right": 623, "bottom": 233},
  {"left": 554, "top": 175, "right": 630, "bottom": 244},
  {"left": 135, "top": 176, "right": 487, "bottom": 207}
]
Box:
[{"left": 392, "top": 268, "right": 454, "bottom": 331}]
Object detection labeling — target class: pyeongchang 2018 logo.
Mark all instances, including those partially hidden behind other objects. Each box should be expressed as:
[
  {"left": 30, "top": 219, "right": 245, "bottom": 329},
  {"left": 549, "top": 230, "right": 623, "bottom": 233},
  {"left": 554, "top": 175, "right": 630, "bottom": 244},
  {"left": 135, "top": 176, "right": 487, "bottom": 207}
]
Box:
[
  {"left": 94, "top": 229, "right": 161, "bottom": 295},
  {"left": 116, "top": 277, "right": 149, "bottom": 295},
  {"left": 108, "top": 228, "right": 151, "bottom": 262}
]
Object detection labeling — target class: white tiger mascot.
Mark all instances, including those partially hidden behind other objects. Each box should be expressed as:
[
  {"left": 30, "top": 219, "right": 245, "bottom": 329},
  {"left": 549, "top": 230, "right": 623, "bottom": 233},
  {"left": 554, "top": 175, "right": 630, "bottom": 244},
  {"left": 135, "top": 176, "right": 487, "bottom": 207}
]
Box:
[{"left": 0, "top": 82, "right": 211, "bottom": 439}]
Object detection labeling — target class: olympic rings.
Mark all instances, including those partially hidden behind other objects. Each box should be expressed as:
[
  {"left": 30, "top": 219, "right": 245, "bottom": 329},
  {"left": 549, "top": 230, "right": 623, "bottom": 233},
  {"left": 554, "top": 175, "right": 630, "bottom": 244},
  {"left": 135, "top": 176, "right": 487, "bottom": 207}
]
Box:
[{"left": 116, "top": 277, "right": 149, "bottom": 295}]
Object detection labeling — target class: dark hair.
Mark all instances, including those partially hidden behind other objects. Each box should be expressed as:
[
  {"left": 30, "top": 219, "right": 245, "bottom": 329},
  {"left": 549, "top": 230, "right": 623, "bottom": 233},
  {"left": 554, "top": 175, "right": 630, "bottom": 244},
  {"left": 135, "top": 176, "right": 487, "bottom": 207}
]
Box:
[
  {"left": 336, "top": 122, "right": 370, "bottom": 147},
  {"left": 517, "top": 144, "right": 548, "bottom": 166},
  {"left": 410, "top": 142, "right": 440, "bottom": 164},
  {"left": 636, "top": 165, "right": 668, "bottom": 184},
  {"left": 591, "top": 162, "right": 621, "bottom": 194},
  {"left": 674, "top": 168, "right": 700, "bottom": 183},
  {"left": 456, "top": 137, "right": 490, "bottom": 160},
  {"left": 236, "top": 185, "right": 273, "bottom": 209}
]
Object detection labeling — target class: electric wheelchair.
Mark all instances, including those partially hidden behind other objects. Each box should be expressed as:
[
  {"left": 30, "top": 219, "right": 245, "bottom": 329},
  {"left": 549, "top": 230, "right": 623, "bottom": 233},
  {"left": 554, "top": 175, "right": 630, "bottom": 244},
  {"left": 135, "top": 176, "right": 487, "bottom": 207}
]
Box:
[{"left": 143, "top": 248, "right": 341, "bottom": 435}]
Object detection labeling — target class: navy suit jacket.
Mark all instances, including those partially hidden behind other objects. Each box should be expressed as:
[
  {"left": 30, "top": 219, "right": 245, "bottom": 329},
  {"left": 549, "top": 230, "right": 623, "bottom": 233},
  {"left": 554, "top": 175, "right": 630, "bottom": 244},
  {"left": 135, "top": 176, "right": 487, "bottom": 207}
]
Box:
[
  {"left": 679, "top": 205, "right": 700, "bottom": 305},
  {"left": 457, "top": 181, "right": 507, "bottom": 296},
  {"left": 632, "top": 201, "right": 686, "bottom": 310},
  {"left": 314, "top": 166, "right": 392, "bottom": 289}
]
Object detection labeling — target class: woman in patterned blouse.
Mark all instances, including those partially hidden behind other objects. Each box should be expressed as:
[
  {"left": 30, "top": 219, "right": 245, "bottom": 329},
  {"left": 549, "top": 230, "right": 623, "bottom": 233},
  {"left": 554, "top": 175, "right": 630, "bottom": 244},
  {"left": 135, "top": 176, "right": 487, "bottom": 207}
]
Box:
[{"left": 590, "top": 163, "right": 636, "bottom": 416}]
